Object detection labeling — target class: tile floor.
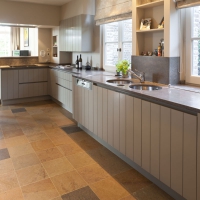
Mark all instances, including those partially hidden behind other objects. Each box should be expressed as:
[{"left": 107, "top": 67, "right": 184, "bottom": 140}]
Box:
[{"left": 0, "top": 100, "right": 174, "bottom": 200}]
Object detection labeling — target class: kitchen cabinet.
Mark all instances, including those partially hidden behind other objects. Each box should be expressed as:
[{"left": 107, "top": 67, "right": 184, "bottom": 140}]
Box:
[
  {"left": 59, "top": 14, "right": 94, "bottom": 52},
  {"left": 49, "top": 68, "right": 72, "bottom": 113},
  {"left": 73, "top": 79, "right": 198, "bottom": 200},
  {"left": 1, "top": 70, "right": 19, "bottom": 100}
]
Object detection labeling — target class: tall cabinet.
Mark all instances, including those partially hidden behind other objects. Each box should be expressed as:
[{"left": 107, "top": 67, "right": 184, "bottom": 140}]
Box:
[{"left": 132, "top": 0, "right": 179, "bottom": 57}]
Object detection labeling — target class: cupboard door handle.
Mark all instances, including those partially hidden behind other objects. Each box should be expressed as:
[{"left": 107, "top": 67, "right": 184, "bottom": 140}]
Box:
[{"left": 117, "top": 48, "right": 121, "bottom": 52}]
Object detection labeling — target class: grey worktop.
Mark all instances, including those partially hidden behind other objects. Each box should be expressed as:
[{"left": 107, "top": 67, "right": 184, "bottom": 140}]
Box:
[
  {"left": 1, "top": 64, "right": 200, "bottom": 115},
  {"left": 68, "top": 68, "right": 200, "bottom": 115}
]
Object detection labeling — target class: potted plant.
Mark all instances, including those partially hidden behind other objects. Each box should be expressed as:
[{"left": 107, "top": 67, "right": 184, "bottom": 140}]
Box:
[{"left": 116, "top": 60, "right": 130, "bottom": 78}]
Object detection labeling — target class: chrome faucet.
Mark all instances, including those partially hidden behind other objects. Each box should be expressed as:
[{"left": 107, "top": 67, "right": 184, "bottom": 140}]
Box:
[{"left": 128, "top": 69, "right": 145, "bottom": 83}]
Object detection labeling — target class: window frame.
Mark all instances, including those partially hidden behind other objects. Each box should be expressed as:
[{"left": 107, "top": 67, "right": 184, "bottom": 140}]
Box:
[
  {"left": 185, "top": 7, "right": 200, "bottom": 84},
  {"left": 103, "top": 19, "right": 132, "bottom": 72}
]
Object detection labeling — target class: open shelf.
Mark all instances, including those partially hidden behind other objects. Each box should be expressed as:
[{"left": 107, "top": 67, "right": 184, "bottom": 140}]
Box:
[
  {"left": 136, "top": 28, "right": 164, "bottom": 33},
  {"left": 137, "top": 0, "right": 164, "bottom": 9}
]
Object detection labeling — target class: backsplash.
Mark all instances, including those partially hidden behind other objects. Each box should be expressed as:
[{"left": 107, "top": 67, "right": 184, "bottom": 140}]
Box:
[
  {"left": 0, "top": 57, "right": 39, "bottom": 66},
  {"left": 131, "top": 56, "right": 180, "bottom": 85}
]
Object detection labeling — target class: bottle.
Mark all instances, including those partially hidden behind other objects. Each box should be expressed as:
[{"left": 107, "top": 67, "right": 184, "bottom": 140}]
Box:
[
  {"left": 79, "top": 54, "right": 82, "bottom": 69},
  {"left": 158, "top": 43, "right": 162, "bottom": 57},
  {"left": 75, "top": 55, "right": 79, "bottom": 69}
]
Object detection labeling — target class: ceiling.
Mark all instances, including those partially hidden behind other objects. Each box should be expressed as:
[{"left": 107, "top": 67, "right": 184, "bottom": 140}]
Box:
[{"left": 5, "top": 0, "right": 72, "bottom": 6}]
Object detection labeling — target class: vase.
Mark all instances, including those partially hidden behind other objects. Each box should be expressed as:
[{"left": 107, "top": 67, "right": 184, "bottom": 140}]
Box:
[{"left": 122, "top": 72, "right": 129, "bottom": 78}]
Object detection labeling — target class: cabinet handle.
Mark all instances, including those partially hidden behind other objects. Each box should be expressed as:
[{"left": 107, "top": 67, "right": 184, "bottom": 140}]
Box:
[{"left": 117, "top": 48, "right": 121, "bottom": 52}]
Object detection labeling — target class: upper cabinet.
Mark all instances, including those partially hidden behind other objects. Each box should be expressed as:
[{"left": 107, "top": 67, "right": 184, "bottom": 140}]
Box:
[
  {"left": 59, "top": 14, "right": 94, "bottom": 52},
  {"left": 132, "top": 0, "right": 180, "bottom": 57}
]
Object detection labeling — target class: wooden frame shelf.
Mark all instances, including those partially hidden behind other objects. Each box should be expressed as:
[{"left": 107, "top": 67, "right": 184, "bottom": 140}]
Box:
[
  {"left": 137, "top": 0, "right": 164, "bottom": 9},
  {"left": 136, "top": 28, "right": 164, "bottom": 33}
]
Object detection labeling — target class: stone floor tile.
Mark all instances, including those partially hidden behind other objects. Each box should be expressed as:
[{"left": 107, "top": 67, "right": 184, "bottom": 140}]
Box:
[
  {"left": 12, "top": 153, "right": 40, "bottom": 170},
  {"left": 0, "top": 171, "right": 19, "bottom": 192},
  {"left": 0, "top": 187, "right": 24, "bottom": 200},
  {"left": 1, "top": 124, "right": 21, "bottom": 132},
  {"left": 25, "top": 131, "right": 48, "bottom": 142},
  {"left": 0, "top": 148, "right": 10, "bottom": 161},
  {"left": 113, "top": 169, "right": 152, "bottom": 194},
  {"left": 3, "top": 129, "right": 24, "bottom": 139},
  {"left": 51, "top": 170, "right": 87, "bottom": 195},
  {"left": 11, "top": 108, "right": 26, "bottom": 114},
  {"left": 16, "top": 164, "right": 48, "bottom": 186},
  {"left": 57, "top": 143, "right": 83, "bottom": 156},
  {"left": 0, "top": 158, "right": 14, "bottom": 175},
  {"left": 5, "top": 135, "right": 29, "bottom": 148},
  {"left": 36, "top": 147, "right": 63, "bottom": 163},
  {"left": 66, "top": 151, "right": 96, "bottom": 169},
  {"left": 21, "top": 178, "right": 59, "bottom": 200},
  {"left": 8, "top": 143, "right": 34, "bottom": 158},
  {"left": 61, "top": 186, "right": 99, "bottom": 200},
  {"left": 61, "top": 125, "right": 82, "bottom": 134},
  {"left": 77, "top": 163, "right": 110, "bottom": 184},
  {"left": 31, "top": 139, "right": 55, "bottom": 151},
  {"left": 90, "top": 177, "right": 129, "bottom": 200},
  {"left": 0, "top": 140, "right": 7, "bottom": 150},
  {"left": 132, "top": 184, "right": 174, "bottom": 200},
  {"left": 42, "top": 157, "right": 74, "bottom": 177},
  {"left": 21, "top": 125, "right": 45, "bottom": 135}
]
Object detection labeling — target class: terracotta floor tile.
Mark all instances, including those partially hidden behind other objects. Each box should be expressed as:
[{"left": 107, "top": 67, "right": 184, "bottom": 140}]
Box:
[
  {"left": 21, "top": 178, "right": 59, "bottom": 200},
  {"left": 68, "top": 131, "right": 90, "bottom": 142},
  {"left": 61, "top": 125, "right": 82, "bottom": 134},
  {"left": 1, "top": 124, "right": 21, "bottom": 132},
  {"left": 90, "top": 177, "right": 129, "bottom": 200},
  {"left": 0, "top": 140, "right": 7, "bottom": 150},
  {"left": 22, "top": 125, "right": 45, "bottom": 135},
  {"left": 31, "top": 139, "right": 55, "bottom": 151},
  {"left": 61, "top": 186, "right": 99, "bottom": 200},
  {"left": 12, "top": 153, "right": 40, "bottom": 170},
  {"left": 50, "top": 135, "right": 74, "bottom": 146},
  {"left": 0, "top": 187, "right": 24, "bottom": 200},
  {"left": 114, "top": 169, "right": 152, "bottom": 194},
  {"left": 120, "top": 195, "right": 137, "bottom": 200},
  {"left": 0, "top": 132, "right": 4, "bottom": 140},
  {"left": 25, "top": 131, "right": 48, "bottom": 142},
  {"left": 54, "top": 119, "right": 75, "bottom": 127},
  {"left": 77, "top": 163, "right": 110, "bottom": 184},
  {"left": 40, "top": 122, "right": 58, "bottom": 130},
  {"left": 3, "top": 129, "right": 24, "bottom": 139},
  {"left": 0, "top": 171, "right": 19, "bottom": 192},
  {"left": 51, "top": 170, "right": 87, "bottom": 195},
  {"left": 45, "top": 128, "right": 67, "bottom": 138},
  {"left": 5, "top": 135, "right": 29, "bottom": 148},
  {"left": 43, "top": 157, "right": 74, "bottom": 177},
  {"left": 57, "top": 142, "right": 83, "bottom": 156},
  {"left": 66, "top": 151, "right": 96, "bottom": 169},
  {"left": 0, "top": 158, "right": 14, "bottom": 175},
  {"left": 16, "top": 164, "right": 48, "bottom": 186},
  {"left": 52, "top": 197, "right": 62, "bottom": 200},
  {"left": 8, "top": 143, "right": 34, "bottom": 158},
  {"left": 132, "top": 184, "right": 173, "bottom": 200},
  {"left": 36, "top": 147, "right": 63, "bottom": 163}
]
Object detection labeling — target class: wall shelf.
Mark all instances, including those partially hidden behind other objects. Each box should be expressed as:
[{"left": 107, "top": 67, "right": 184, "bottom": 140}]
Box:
[
  {"left": 136, "top": 28, "right": 164, "bottom": 33},
  {"left": 137, "top": 0, "right": 164, "bottom": 9}
]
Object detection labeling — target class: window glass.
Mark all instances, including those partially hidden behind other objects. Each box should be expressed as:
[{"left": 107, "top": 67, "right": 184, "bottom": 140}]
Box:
[
  {"left": 104, "top": 19, "right": 132, "bottom": 70},
  {"left": 191, "top": 6, "right": 200, "bottom": 76},
  {"left": 0, "top": 27, "right": 11, "bottom": 57}
]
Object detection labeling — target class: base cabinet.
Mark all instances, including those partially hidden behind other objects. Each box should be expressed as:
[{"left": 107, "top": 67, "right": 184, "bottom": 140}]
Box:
[
  {"left": 49, "top": 69, "right": 72, "bottom": 113},
  {"left": 73, "top": 79, "right": 198, "bottom": 200}
]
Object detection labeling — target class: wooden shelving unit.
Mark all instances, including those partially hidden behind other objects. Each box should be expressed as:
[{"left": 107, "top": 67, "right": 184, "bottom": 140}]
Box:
[{"left": 133, "top": 0, "right": 180, "bottom": 57}]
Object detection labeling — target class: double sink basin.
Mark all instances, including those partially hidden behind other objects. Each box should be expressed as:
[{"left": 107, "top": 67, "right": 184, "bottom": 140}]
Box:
[{"left": 106, "top": 79, "right": 162, "bottom": 91}]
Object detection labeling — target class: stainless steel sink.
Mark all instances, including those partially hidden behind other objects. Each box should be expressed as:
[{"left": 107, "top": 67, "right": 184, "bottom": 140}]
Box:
[
  {"left": 106, "top": 79, "right": 133, "bottom": 84},
  {"left": 129, "top": 84, "right": 162, "bottom": 91}
]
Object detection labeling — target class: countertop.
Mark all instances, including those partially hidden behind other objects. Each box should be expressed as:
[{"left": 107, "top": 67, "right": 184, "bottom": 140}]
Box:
[{"left": 1, "top": 64, "right": 200, "bottom": 115}]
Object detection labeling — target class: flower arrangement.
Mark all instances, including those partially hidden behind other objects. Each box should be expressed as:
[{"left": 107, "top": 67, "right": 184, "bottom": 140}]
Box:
[{"left": 116, "top": 60, "right": 130, "bottom": 75}]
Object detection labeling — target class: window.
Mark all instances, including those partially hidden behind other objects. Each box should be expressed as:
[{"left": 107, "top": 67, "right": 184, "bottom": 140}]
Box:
[
  {"left": 0, "top": 27, "right": 11, "bottom": 57},
  {"left": 185, "top": 6, "right": 200, "bottom": 84},
  {"left": 103, "top": 19, "right": 132, "bottom": 71}
]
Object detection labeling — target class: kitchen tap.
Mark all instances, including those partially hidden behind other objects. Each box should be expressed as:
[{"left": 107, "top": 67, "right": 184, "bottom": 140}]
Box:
[{"left": 128, "top": 69, "right": 145, "bottom": 83}]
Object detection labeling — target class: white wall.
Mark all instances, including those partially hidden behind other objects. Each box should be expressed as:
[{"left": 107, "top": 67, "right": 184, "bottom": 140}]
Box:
[
  {"left": 38, "top": 28, "right": 51, "bottom": 63},
  {"left": 0, "top": 0, "right": 60, "bottom": 26},
  {"left": 20, "top": 28, "right": 38, "bottom": 56}
]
